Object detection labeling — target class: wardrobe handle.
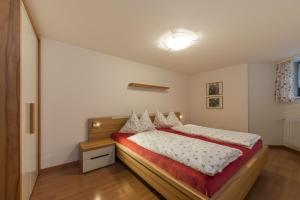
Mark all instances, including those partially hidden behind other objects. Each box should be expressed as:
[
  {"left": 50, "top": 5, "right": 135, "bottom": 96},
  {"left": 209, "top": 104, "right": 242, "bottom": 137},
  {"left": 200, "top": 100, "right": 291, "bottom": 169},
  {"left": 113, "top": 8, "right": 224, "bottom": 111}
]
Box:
[{"left": 29, "top": 103, "right": 35, "bottom": 134}]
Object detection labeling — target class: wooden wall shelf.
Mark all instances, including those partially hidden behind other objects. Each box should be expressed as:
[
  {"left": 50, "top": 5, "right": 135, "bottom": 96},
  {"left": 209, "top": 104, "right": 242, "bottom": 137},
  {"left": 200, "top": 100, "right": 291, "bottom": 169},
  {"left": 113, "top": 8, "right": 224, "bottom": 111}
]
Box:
[{"left": 128, "top": 83, "right": 170, "bottom": 90}]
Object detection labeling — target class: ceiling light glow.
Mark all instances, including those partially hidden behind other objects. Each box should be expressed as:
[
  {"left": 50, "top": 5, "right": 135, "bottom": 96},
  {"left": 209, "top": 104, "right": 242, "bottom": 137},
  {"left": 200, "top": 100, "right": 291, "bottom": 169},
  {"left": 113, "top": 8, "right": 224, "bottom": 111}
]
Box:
[{"left": 160, "top": 29, "right": 199, "bottom": 51}]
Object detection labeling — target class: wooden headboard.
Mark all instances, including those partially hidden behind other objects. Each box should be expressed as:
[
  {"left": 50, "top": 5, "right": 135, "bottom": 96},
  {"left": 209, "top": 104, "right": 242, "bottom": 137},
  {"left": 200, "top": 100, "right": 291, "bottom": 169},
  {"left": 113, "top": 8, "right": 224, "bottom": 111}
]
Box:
[{"left": 87, "top": 112, "right": 181, "bottom": 141}]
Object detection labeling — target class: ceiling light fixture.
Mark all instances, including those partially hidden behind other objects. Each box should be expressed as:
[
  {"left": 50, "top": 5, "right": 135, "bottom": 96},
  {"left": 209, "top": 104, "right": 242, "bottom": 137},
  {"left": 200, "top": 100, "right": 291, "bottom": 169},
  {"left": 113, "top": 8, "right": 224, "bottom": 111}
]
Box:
[{"left": 160, "top": 29, "right": 200, "bottom": 51}]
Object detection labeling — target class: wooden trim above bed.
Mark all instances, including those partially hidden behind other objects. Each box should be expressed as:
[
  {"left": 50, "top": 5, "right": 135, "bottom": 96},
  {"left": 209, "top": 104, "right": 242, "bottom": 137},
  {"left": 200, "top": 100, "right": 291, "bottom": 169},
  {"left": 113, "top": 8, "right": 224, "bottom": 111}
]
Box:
[
  {"left": 87, "top": 112, "right": 180, "bottom": 141},
  {"left": 128, "top": 83, "right": 170, "bottom": 90}
]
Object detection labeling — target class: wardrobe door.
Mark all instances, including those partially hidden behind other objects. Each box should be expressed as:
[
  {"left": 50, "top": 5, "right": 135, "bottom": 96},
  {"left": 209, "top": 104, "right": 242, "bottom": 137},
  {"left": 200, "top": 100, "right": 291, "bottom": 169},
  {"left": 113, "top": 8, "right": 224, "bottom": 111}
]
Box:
[{"left": 20, "top": 3, "right": 39, "bottom": 200}]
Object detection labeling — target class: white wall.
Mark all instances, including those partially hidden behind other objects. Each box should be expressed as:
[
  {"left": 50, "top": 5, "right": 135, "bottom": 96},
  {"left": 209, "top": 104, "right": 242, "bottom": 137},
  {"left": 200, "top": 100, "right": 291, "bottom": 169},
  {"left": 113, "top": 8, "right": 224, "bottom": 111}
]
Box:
[
  {"left": 189, "top": 64, "right": 249, "bottom": 132},
  {"left": 248, "top": 64, "right": 284, "bottom": 145},
  {"left": 41, "top": 38, "right": 297, "bottom": 168},
  {"left": 41, "top": 38, "right": 189, "bottom": 169},
  {"left": 21, "top": 3, "right": 39, "bottom": 200}
]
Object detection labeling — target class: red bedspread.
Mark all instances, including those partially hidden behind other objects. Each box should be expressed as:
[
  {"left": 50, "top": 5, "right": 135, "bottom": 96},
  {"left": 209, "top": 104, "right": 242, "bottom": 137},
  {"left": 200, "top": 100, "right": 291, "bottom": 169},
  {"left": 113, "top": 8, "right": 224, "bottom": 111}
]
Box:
[{"left": 112, "top": 128, "right": 262, "bottom": 197}]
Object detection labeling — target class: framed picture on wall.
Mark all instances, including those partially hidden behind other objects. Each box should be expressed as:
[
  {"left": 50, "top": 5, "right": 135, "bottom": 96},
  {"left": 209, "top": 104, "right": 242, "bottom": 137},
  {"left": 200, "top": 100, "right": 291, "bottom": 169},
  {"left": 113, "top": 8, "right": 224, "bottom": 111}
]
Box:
[
  {"left": 206, "top": 96, "right": 223, "bottom": 109},
  {"left": 206, "top": 82, "right": 223, "bottom": 96}
]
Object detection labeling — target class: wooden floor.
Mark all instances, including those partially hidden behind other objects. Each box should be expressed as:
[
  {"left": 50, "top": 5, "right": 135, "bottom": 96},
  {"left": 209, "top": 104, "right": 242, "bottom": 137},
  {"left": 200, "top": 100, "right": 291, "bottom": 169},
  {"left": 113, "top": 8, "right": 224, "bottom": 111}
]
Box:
[{"left": 31, "top": 147, "right": 300, "bottom": 200}]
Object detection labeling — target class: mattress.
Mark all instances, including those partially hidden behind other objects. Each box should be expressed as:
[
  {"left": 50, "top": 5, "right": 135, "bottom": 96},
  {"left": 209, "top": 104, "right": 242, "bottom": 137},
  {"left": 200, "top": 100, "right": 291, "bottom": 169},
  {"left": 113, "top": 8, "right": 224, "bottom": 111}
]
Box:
[{"left": 112, "top": 128, "right": 262, "bottom": 197}]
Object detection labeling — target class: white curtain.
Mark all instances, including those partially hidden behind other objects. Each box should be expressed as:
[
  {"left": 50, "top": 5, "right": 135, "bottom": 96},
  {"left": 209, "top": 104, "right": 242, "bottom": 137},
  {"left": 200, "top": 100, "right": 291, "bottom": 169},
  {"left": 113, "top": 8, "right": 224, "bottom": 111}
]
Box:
[{"left": 275, "top": 60, "right": 297, "bottom": 103}]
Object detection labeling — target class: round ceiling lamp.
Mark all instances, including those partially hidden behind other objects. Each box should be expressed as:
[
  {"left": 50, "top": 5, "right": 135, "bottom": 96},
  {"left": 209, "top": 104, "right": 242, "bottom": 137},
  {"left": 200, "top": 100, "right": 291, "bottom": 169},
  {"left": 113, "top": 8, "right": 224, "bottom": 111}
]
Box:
[{"left": 160, "top": 29, "right": 200, "bottom": 51}]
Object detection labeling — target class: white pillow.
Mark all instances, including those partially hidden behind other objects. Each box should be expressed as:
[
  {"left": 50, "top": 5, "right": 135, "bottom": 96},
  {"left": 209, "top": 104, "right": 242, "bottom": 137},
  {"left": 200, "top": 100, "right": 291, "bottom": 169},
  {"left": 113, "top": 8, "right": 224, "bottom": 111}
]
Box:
[
  {"left": 120, "top": 112, "right": 140, "bottom": 133},
  {"left": 153, "top": 111, "right": 171, "bottom": 128},
  {"left": 167, "top": 112, "right": 183, "bottom": 127},
  {"left": 139, "top": 110, "right": 156, "bottom": 132}
]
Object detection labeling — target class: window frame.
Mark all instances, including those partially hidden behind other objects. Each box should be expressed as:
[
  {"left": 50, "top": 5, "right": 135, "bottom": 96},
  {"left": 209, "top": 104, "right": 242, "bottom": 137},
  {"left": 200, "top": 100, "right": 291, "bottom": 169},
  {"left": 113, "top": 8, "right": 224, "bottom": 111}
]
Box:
[{"left": 297, "top": 62, "right": 300, "bottom": 97}]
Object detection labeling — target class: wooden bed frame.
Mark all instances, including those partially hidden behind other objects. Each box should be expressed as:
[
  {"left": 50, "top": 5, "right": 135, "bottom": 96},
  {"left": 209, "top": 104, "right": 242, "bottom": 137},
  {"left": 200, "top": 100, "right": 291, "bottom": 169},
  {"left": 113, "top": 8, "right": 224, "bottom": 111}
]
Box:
[{"left": 87, "top": 112, "right": 268, "bottom": 200}]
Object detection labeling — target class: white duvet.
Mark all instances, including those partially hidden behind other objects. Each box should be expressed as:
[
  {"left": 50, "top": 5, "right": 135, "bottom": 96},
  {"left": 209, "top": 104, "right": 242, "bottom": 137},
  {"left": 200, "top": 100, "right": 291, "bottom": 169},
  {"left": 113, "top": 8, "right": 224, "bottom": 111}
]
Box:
[
  {"left": 128, "top": 130, "right": 242, "bottom": 176},
  {"left": 172, "top": 124, "right": 261, "bottom": 149}
]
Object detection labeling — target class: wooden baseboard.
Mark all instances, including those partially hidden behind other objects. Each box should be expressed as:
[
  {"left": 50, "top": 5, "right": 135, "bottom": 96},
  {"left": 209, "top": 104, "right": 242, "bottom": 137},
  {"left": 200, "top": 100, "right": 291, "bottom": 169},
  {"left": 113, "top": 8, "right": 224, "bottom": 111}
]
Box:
[
  {"left": 268, "top": 144, "right": 284, "bottom": 148},
  {"left": 268, "top": 145, "right": 300, "bottom": 155},
  {"left": 39, "top": 161, "right": 79, "bottom": 175}
]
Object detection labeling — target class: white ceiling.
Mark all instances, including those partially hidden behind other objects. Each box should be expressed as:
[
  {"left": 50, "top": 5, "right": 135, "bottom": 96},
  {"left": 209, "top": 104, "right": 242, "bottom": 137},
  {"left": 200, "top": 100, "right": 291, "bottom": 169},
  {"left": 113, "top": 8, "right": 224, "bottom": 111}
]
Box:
[{"left": 25, "top": 0, "right": 300, "bottom": 74}]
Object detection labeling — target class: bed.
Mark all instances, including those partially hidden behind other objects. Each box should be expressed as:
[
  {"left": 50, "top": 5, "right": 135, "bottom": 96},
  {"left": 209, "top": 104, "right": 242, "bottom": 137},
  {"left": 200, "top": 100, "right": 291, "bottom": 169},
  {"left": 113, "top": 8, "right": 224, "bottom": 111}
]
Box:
[{"left": 87, "top": 113, "right": 268, "bottom": 200}]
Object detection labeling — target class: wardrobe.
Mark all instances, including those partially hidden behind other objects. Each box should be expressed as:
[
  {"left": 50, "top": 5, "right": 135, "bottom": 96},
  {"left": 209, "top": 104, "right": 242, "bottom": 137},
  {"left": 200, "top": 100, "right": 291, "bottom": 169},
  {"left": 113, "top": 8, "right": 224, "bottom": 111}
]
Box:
[
  {"left": 20, "top": 2, "right": 39, "bottom": 200},
  {"left": 0, "top": 1, "right": 39, "bottom": 199}
]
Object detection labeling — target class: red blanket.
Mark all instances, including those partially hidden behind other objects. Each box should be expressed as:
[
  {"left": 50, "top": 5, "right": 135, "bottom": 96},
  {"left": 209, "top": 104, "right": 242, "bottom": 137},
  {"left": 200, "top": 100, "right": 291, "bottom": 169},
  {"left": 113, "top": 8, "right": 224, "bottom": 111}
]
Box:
[{"left": 112, "top": 128, "right": 262, "bottom": 197}]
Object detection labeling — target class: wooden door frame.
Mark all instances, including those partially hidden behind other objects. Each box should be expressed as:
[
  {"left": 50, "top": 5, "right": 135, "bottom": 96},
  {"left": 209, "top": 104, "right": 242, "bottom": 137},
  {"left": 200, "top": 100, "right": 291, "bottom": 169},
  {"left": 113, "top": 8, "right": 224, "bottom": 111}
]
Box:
[{"left": 0, "top": 0, "right": 21, "bottom": 199}]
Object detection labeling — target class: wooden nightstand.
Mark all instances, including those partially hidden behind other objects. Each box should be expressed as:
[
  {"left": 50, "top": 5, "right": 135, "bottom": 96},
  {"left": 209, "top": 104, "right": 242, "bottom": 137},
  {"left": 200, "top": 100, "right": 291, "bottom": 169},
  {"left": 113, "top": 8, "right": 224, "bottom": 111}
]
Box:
[{"left": 79, "top": 138, "right": 115, "bottom": 173}]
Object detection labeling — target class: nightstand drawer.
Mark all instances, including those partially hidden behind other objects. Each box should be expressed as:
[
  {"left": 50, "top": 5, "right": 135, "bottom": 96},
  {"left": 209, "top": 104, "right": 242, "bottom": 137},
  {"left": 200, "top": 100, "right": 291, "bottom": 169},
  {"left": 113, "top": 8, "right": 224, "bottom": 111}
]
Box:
[
  {"left": 82, "top": 145, "right": 114, "bottom": 160},
  {"left": 80, "top": 138, "right": 116, "bottom": 173},
  {"left": 82, "top": 151, "right": 115, "bottom": 173}
]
